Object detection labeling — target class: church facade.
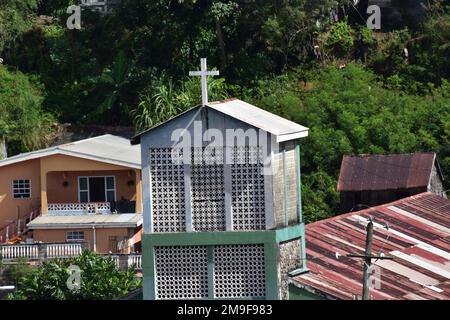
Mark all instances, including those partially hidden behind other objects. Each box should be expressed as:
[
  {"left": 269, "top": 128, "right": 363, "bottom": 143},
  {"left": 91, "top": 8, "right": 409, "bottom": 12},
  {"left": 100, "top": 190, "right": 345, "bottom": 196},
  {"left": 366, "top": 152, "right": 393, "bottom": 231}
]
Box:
[{"left": 132, "top": 85, "right": 309, "bottom": 299}]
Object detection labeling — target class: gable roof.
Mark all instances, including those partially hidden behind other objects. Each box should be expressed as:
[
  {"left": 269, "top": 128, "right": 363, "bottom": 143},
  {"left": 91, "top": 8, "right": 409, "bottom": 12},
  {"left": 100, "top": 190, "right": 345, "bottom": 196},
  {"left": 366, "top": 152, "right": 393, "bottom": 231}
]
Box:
[
  {"left": 337, "top": 152, "right": 443, "bottom": 192},
  {"left": 131, "top": 98, "right": 309, "bottom": 144},
  {"left": 0, "top": 135, "right": 141, "bottom": 169},
  {"left": 291, "top": 193, "right": 450, "bottom": 300}
]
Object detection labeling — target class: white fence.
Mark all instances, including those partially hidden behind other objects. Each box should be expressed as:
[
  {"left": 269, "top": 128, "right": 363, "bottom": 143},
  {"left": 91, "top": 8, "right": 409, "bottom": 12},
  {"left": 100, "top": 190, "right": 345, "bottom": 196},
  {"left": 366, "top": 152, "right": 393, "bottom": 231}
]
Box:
[
  {"left": 0, "top": 245, "right": 39, "bottom": 261},
  {"left": 0, "top": 243, "right": 141, "bottom": 270},
  {"left": 46, "top": 243, "right": 83, "bottom": 258},
  {"left": 105, "top": 254, "right": 142, "bottom": 270},
  {"left": 127, "top": 255, "right": 142, "bottom": 270},
  {"left": 47, "top": 202, "right": 111, "bottom": 216}
]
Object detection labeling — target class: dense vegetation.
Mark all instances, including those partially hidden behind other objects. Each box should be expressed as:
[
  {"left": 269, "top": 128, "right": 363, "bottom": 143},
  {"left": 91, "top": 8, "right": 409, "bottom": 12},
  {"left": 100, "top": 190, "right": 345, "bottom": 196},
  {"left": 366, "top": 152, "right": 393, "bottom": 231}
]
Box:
[
  {"left": 8, "top": 251, "right": 141, "bottom": 300},
  {"left": 0, "top": 0, "right": 448, "bottom": 221}
]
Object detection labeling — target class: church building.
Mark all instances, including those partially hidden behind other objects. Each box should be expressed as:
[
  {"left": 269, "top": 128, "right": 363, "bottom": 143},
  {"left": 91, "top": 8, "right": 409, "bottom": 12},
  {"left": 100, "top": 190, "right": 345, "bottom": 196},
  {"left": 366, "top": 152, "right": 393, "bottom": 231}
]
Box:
[{"left": 131, "top": 59, "right": 309, "bottom": 300}]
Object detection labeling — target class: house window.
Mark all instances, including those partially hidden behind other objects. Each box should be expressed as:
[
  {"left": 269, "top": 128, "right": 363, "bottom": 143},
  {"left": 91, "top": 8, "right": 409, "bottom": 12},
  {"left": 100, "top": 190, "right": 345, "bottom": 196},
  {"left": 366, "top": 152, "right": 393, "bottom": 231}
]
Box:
[
  {"left": 78, "top": 176, "right": 116, "bottom": 203},
  {"left": 12, "top": 179, "right": 31, "bottom": 199},
  {"left": 67, "top": 231, "right": 85, "bottom": 242}
]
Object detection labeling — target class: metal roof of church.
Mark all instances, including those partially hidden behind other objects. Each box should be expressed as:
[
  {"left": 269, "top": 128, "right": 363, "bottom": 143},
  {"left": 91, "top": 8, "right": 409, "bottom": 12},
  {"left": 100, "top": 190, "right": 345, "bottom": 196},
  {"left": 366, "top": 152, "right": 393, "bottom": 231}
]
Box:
[
  {"left": 290, "top": 193, "right": 450, "bottom": 300},
  {"left": 0, "top": 134, "right": 141, "bottom": 169},
  {"left": 337, "top": 152, "right": 443, "bottom": 192},
  {"left": 131, "top": 98, "right": 309, "bottom": 144}
]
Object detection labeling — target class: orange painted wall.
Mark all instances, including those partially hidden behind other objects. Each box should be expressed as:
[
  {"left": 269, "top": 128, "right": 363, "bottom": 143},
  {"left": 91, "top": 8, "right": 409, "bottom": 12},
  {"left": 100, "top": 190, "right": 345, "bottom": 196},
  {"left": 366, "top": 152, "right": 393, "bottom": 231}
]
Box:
[
  {"left": 33, "top": 227, "right": 141, "bottom": 254},
  {"left": 0, "top": 159, "right": 41, "bottom": 229},
  {"left": 1, "top": 153, "right": 142, "bottom": 234},
  {"left": 46, "top": 170, "right": 137, "bottom": 203}
]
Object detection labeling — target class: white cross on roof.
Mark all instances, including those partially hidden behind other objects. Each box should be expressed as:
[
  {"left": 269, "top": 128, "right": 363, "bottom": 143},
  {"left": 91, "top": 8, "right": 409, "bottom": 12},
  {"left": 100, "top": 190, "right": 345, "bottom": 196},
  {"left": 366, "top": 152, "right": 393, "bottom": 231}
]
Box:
[{"left": 189, "top": 58, "right": 219, "bottom": 106}]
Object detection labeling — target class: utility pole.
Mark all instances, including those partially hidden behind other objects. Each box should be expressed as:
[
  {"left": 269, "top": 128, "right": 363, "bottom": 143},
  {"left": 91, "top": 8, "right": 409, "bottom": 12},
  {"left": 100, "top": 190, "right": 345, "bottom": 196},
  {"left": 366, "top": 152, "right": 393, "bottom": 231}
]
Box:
[
  {"left": 361, "top": 219, "right": 373, "bottom": 300},
  {"left": 347, "top": 217, "right": 393, "bottom": 300}
]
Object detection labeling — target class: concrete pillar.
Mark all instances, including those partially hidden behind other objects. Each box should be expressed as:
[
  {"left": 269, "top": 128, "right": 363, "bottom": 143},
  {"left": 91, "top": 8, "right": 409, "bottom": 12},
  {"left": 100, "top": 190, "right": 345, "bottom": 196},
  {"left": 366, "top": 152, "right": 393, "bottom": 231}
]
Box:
[
  {"left": 0, "top": 137, "right": 6, "bottom": 159},
  {"left": 135, "top": 169, "right": 143, "bottom": 214},
  {"left": 40, "top": 163, "right": 48, "bottom": 215}
]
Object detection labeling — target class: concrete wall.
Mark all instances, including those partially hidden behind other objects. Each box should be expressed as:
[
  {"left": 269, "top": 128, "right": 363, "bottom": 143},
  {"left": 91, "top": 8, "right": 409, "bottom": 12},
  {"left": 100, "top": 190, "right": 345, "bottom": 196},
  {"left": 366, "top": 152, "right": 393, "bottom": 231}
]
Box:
[
  {"left": 140, "top": 107, "right": 273, "bottom": 234},
  {"left": 428, "top": 163, "right": 445, "bottom": 198},
  {"left": 272, "top": 141, "right": 299, "bottom": 228},
  {"left": 40, "top": 154, "right": 142, "bottom": 214},
  {"left": 0, "top": 159, "right": 41, "bottom": 229},
  {"left": 46, "top": 170, "right": 138, "bottom": 204},
  {"left": 277, "top": 239, "right": 301, "bottom": 300}
]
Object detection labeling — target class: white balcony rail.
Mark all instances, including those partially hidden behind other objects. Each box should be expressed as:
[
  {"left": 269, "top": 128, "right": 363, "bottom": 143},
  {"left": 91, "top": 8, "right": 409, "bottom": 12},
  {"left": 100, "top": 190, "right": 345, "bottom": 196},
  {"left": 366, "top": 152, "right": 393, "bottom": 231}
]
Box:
[
  {"left": 47, "top": 202, "right": 111, "bottom": 216},
  {"left": 0, "top": 243, "right": 141, "bottom": 270},
  {"left": 46, "top": 243, "right": 83, "bottom": 258},
  {"left": 0, "top": 245, "right": 39, "bottom": 261},
  {"left": 127, "top": 254, "right": 142, "bottom": 270},
  {"left": 108, "top": 255, "right": 121, "bottom": 269}
]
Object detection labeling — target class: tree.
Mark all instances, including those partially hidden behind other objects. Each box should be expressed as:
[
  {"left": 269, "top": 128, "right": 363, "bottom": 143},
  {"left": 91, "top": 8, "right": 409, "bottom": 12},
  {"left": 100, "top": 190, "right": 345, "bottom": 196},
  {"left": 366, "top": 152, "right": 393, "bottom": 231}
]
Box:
[
  {"left": 0, "top": 65, "right": 55, "bottom": 157},
  {"left": 0, "top": 0, "right": 39, "bottom": 59},
  {"left": 9, "top": 251, "right": 141, "bottom": 300}
]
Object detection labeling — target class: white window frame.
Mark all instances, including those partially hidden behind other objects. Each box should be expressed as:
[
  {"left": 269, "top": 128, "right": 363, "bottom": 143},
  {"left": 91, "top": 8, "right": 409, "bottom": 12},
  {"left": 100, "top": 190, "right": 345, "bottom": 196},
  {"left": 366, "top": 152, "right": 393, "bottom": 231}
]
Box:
[
  {"left": 66, "top": 231, "right": 85, "bottom": 242},
  {"left": 77, "top": 176, "right": 116, "bottom": 203},
  {"left": 12, "top": 179, "right": 31, "bottom": 199}
]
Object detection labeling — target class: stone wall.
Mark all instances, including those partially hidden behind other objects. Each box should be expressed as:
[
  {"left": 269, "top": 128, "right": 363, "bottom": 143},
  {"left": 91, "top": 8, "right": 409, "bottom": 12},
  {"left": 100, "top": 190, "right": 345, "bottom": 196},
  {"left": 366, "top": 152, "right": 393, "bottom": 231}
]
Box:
[
  {"left": 428, "top": 164, "right": 445, "bottom": 198},
  {"left": 277, "top": 239, "right": 301, "bottom": 300}
]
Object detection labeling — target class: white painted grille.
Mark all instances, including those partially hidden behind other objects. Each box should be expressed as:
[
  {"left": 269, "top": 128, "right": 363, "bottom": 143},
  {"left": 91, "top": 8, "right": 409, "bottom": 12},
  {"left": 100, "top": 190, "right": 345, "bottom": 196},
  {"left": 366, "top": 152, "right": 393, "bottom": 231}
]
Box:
[
  {"left": 231, "top": 146, "right": 266, "bottom": 230},
  {"left": 213, "top": 244, "right": 266, "bottom": 298},
  {"left": 154, "top": 246, "right": 208, "bottom": 300},
  {"left": 150, "top": 148, "right": 186, "bottom": 232}
]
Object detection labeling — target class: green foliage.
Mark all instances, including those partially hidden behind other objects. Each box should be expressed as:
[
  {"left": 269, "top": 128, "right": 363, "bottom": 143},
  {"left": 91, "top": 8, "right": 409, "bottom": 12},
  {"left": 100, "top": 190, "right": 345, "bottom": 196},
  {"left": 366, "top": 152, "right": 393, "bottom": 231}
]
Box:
[
  {"left": 2, "top": 0, "right": 449, "bottom": 221},
  {"left": 133, "top": 76, "right": 230, "bottom": 131},
  {"left": 247, "top": 63, "right": 450, "bottom": 220},
  {"left": 9, "top": 251, "right": 141, "bottom": 300},
  {"left": 0, "top": 258, "right": 35, "bottom": 286},
  {"left": 0, "top": 66, "right": 55, "bottom": 154},
  {"left": 0, "top": 0, "right": 38, "bottom": 55},
  {"left": 325, "top": 21, "right": 354, "bottom": 56},
  {"left": 359, "top": 27, "right": 374, "bottom": 47}
]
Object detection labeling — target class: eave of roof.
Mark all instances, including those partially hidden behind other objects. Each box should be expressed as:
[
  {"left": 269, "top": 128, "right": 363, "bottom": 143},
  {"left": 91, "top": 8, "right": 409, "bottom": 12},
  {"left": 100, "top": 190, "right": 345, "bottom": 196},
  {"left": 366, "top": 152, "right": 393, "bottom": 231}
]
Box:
[
  {"left": 337, "top": 152, "right": 441, "bottom": 192},
  {"left": 27, "top": 214, "right": 143, "bottom": 229},
  {"left": 291, "top": 192, "right": 450, "bottom": 300},
  {"left": 131, "top": 98, "right": 309, "bottom": 144},
  {"left": 0, "top": 135, "right": 141, "bottom": 169}
]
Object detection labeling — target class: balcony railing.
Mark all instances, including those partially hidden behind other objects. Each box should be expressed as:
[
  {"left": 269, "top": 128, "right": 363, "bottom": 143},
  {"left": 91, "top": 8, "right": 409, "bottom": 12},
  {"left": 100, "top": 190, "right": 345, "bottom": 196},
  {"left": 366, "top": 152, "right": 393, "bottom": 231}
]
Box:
[
  {"left": 0, "top": 242, "right": 87, "bottom": 261},
  {"left": 47, "top": 202, "right": 111, "bottom": 216},
  {"left": 0, "top": 243, "right": 142, "bottom": 270}
]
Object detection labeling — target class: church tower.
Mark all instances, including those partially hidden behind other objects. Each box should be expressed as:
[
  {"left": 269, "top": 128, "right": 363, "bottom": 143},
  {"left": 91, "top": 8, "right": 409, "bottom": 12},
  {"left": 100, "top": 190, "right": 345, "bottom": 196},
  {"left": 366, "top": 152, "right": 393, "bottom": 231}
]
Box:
[{"left": 131, "top": 59, "right": 309, "bottom": 300}]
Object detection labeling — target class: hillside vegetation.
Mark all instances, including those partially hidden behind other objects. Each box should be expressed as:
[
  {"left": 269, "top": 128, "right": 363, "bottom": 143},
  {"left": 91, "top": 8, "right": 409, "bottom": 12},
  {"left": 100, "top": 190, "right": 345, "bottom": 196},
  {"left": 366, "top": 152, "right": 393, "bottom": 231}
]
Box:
[{"left": 0, "top": 0, "right": 448, "bottom": 221}]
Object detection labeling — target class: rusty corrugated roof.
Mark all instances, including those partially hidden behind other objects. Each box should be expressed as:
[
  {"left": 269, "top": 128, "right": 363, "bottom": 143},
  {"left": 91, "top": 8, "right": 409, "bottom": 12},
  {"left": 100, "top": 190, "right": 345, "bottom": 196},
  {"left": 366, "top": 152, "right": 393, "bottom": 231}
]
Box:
[
  {"left": 291, "top": 193, "right": 450, "bottom": 300},
  {"left": 337, "top": 153, "right": 441, "bottom": 192}
]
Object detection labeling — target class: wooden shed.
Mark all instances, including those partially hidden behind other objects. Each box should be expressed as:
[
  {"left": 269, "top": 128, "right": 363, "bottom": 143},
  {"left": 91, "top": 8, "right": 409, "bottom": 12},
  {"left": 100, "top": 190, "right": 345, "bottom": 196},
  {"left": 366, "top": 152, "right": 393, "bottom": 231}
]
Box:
[{"left": 337, "top": 152, "right": 445, "bottom": 213}]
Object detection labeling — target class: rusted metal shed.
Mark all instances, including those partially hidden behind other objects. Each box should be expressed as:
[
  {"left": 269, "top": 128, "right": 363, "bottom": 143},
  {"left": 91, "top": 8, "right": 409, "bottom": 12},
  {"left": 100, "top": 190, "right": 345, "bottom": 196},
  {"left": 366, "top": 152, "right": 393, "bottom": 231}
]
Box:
[
  {"left": 337, "top": 153, "right": 445, "bottom": 213},
  {"left": 290, "top": 193, "right": 450, "bottom": 300}
]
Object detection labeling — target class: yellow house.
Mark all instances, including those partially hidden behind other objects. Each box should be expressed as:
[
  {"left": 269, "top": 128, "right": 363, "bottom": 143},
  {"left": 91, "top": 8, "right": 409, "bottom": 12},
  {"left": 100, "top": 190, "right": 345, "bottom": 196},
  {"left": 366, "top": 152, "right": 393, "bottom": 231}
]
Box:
[{"left": 0, "top": 135, "right": 143, "bottom": 253}]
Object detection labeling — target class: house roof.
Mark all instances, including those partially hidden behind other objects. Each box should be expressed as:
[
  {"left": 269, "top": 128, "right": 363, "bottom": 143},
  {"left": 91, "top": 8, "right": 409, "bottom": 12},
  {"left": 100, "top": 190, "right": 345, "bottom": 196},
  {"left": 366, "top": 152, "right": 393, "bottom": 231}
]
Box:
[
  {"left": 27, "top": 214, "right": 143, "bottom": 229},
  {"left": 337, "top": 152, "right": 443, "bottom": 192},
  {"left": 291, "top": 193, "right": 450, "bottom": 300},
  {"left": 0, "top": 134, "right": 141, "bottom": 169},
  {"left": 131, "top": 98, "right": 309, "bottom": 144}
]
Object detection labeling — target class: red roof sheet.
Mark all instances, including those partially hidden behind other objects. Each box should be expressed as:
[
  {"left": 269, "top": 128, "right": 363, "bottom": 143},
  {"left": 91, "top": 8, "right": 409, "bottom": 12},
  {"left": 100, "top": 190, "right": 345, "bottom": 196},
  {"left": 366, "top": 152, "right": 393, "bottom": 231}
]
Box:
[
  {"left": 337, "top": 153, "right": 440, "bottom": 191},
  {"left": 291, "top": 193, "right": 450, "bottom": 300}
]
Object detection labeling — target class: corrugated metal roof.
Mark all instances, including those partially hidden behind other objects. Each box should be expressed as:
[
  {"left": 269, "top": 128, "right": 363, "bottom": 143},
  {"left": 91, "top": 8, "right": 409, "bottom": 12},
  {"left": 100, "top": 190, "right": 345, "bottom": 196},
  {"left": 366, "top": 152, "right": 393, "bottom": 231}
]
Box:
[
  {"left": 337, "top": 153, "right": 441, "bottom": 192},
  {"left": 208, "top": 99, "right": 309, "bottom": 142},
  {"left": 131, "top": 98, "right": 309, "bottom": 144},
  {"left": 27, "top": 213, "right": 143, "bottom": 229},
  {"left": 291, "top": 193, "right": 450, "bottom": 300},
  {"left": 0, "top": 134, "right": 141, "bottom": 169}
]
